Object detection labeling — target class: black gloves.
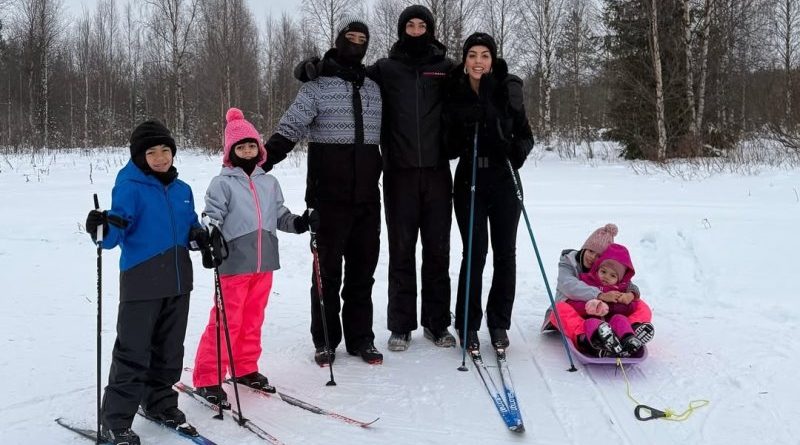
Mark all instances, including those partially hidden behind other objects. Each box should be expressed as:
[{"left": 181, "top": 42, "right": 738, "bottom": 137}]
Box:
[
  {"left": 293, "top": 56, "right": 322, "bottom": 82},
  {"left": 86, "top": 210, "right": 128, "bottom": 242},
  {"left": 294, "top": 209, "right": 320, "bottom": 234},
  {"left": 191, "top": 225, "right": 226, "bottom": 269},
  {"left": 85, "top": 210, "right": 108, "bottom": 242},
  {"left": 189, "top": 226, "right": 209, "bottom": 250}
]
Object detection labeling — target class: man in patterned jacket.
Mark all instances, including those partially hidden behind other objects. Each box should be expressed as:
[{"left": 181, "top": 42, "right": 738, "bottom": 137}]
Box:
[{"left": 264, "top": 16, "right": 384, "bottom": 366}]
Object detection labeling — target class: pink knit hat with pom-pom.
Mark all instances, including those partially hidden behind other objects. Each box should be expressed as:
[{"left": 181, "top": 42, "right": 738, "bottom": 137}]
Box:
[
  {"left": 582, "top": 223, "right": 618, "bottom": 253},
  {"left": 223, "top": 107, "right": 267, "bottom": 167}
]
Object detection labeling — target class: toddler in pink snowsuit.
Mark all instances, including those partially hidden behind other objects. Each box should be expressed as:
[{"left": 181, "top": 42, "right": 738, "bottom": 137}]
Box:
[
  {"left": 193, "top": 108, "right": 315, "bottom": 404},
  {"left": 566, "top": 243, "right": 645, "bottom": 357}
]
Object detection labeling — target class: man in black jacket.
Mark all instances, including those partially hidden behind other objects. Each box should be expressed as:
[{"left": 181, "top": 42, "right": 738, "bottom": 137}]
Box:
[{"left": 295, "top": 5, "right": 455, "bottom": 352}]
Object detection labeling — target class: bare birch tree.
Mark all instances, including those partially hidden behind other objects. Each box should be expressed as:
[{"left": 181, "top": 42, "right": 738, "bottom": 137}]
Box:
[
  {"left": 144, "top": 0, "right": 199, "bottom": 146},
  {"left": 648, "top": 0, "right": 667, "bottom": 159},
  {"left": 775, "top": 0, "right": 800, "bottom": 127},
  {"left": 302, "top": 0, "right": 350, "bottom": 49}
]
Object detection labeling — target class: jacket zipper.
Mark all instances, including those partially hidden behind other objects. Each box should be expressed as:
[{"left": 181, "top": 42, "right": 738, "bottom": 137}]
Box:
[
  {"left": 163, "top": 184, "right": 181, "bottom": 294},
  {"left": 415, "top": 69, "right": 422, "bottom": 165},
  {"left": 249, "top": 177, "right": 263, "bottom": 272}
]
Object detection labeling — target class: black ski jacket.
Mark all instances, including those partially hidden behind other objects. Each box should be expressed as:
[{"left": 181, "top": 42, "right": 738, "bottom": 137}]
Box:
[
  {"left": 443, "top": 58, "right": 534, "bottom": 170},
  {"left": 367, "top": 41, "right": 454, "bottom": 170}
]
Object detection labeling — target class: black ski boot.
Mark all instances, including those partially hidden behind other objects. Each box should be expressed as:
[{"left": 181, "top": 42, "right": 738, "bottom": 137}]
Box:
[
  {"left": 350, "top": 342, "right": 383, "bottom": 364},
  {"left": 195, "top": 385, "right": 230, "bottom": 408},
  {"left": 314, "top": 346, "right": 336, "bottom": 367},
  {"left": 102, "top": 427, "right": 140, "bottom": 445},
  {"left": 142, "top": 406, "right": 186, "bottom": 426},
  {"left": 633, "top": 322, "right": 655, "bottom": 344},
  {"left": 423, "top": 327, "right": 456, "bottom": 348},
  {"left": 387, "top": 331, "right": 411, "bottom": 351},
  {"left": 590, "top": 322, "right": 623, "bottom": 356},
  {"left": 620, "top": 334, "right": 645, "bottom": 357},
  {"left": 576, "top": 334, "right": 610, "bottom": 358},
  {"left": 234, "top": 372, "right": 276, "bottom": 393},
  {"left": 489, "top": 328, "right": 510, "bottom": 349},
  {"left": 457, "top": 330, "right": 480, "bottom": 352}
]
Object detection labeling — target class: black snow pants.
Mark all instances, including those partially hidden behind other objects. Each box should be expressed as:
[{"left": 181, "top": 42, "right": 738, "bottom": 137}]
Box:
[
  {"left": 384, "top": 166, "right": 453, "bottom": 334},
  {"left": 101, "top": 293, "right": 190, "bottom": 429},
  {"left": 453, "top": 161, "right": 522, "bottom": 332},
  {"left": 310, "top": 201, "right": 381, "bottom": 354}
]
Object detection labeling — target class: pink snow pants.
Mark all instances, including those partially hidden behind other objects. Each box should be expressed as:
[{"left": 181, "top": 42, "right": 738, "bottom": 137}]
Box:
[
  {"left": 549, "top": 299, "right": 653, "bottom": 343},
  {"left": 193, "top": 271, "right": 273, "bottom": 388}
]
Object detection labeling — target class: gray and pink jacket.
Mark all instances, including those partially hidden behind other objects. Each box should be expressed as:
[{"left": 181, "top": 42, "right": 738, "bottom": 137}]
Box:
[{"left": 204, "top": 166, "right": 303, "bottom": 275}]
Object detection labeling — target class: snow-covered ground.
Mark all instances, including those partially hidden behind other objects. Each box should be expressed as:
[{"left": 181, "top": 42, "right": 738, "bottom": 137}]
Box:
[{"left": 1, "top": 147, "right": 797, "bottom": 444}]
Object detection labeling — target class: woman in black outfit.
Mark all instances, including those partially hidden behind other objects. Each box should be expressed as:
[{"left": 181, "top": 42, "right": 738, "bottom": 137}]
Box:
[{"left": 444, "top": 33, "right": 534, "bottom": 352}]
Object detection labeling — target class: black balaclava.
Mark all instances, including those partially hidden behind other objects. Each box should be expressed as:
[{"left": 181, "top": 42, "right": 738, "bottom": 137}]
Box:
[
  {"left": 229, "top": 138, "right": 261, "bottom": 176},
  {"left": 335, "top": 17, "right": 370, "bottom": 67},
  {"left": 397, "top": 5, "right": 435, "bottom": 58}
]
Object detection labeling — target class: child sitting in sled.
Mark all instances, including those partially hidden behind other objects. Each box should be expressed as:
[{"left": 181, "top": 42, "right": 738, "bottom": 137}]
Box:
[
  {"left": 542, "top": 224, "right": 655, "bottom": 358},
  {"left": 566, "top": 243, "right": 648, "bottom": 357}
]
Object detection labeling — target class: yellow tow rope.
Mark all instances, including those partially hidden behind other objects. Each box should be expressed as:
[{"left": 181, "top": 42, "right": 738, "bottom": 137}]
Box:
[{"left": 615, "top": 358, "right": 710, "bottom": 421}]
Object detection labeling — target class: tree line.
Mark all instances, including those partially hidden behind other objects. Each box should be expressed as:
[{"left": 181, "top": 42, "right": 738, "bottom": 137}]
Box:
[{"left": 0, "top": 0, "right": 797, "bottom": 160}]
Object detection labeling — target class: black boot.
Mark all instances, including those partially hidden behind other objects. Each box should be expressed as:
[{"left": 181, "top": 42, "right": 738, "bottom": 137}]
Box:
[
  {"left": 576, "top": 334, "right": 609, "bottom": 358},
  {"left": 590, "top": 322, "right": 623, "bottom": 356},
  {"left": 195, "top": 385, "right": 230, "bottom": 408},
  {"left": 457, "top": 330, "right": 480, "bottom": 352},
  {"left": 423, "top": 327, "right": 456, "bottom": 348},
  {"left": 620, "top": 334, "right": 644, "bottom": 357},
  {"left": 387, "top": 331, "right": 411, "bottom": 351},
  {"left": 234, "top": 372, "right": 276, "bottom": 393},
  {"left": 102, "top": 427, "right": 140, "bottom": 445},
  {"left": 142, "top": 406, "right": 186, "bottom": 426},
  {"left": 350, "top": 342, "right": 383, "bottom": 364},
  {"left": 633, "top": 322, "right": 655, "bottom": 344},
  {"left": 314, "top": 346, "right": 336, "bottom": 367},
  {"left": 489, "top": 328, "right": 510, "bottom": 349}
]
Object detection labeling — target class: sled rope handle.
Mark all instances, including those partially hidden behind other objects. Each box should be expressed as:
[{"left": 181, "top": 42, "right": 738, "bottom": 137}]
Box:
[{"left": 616, "top": 358, "right": 710, "bottom": 422}]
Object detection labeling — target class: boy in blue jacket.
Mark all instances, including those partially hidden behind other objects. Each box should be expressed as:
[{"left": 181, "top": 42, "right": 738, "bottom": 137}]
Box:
[{"left": 85, "top": 120, "right": 205, "bottom": 445}]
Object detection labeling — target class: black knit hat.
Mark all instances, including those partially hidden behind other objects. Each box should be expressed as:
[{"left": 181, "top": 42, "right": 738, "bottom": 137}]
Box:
[
  {"left": 462, "top": 32, "right": 497, "bottom": 64},
  {"left": 397, "top": 5, "right": 435, "bottom": 39},
  {"left": 129, "top": 119, "right": 176, "bottom": 160}
]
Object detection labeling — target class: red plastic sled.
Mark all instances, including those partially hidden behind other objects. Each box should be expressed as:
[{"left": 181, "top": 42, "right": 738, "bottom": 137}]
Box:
[{"left": 541, "top": 318, "right": 648, "bottom": 365}]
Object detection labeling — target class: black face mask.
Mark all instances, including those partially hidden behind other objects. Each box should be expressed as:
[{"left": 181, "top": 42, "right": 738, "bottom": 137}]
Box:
[
  {"left": 151, "top": 166, "right": 178, "bottom": 185},
  {"left": 400, "top": 33, "right": 431, "bottom": 57},
  {"left": 229, "top": 151, "right": 260, "bottom": 176},
  {"left": 335, "top": 35, "right": 368, "bottom": 67}
]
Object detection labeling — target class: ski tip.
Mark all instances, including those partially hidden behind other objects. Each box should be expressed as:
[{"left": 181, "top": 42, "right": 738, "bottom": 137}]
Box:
[
  {"left": 510, "top": 423, "right": 525, "bottom": 433},
  {"left": 361, "top": 417, "right": 380, "bottom": 427}
]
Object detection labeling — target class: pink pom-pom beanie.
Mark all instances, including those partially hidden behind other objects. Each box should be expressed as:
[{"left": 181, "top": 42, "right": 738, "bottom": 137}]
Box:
[
  {"left": 223, "top": 107, "right": 267, "bottom": 167},
  {"left": 582, "top": 223, "right": 618, "bottom": 253}
]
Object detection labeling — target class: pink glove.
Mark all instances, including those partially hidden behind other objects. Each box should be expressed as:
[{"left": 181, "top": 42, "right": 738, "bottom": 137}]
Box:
[{"left": 586, "top": 299, "right": 609, "bottom": 317}]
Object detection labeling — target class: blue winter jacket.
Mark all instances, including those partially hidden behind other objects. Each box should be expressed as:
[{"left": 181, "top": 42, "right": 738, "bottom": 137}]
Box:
[{"left": 102, "top": 160, "right": 200, "bottom": 300}]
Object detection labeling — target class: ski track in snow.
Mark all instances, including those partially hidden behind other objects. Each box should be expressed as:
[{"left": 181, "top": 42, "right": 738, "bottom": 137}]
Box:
[{"left": 1, "top": 148, "right": 799, "bottom": 444}]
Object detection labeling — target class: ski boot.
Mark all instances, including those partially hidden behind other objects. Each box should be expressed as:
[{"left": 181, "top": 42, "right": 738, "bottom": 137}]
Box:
[
  {"left": 314, "top": 346, "right": 336, "bottom": 367},
  {"left": 234, "top": 372, "right": 276, "bottom": 393},
  {"left": 102, "top": 427, "right": 140, "bottom": 445},
  {"left": 350, "top": 342, "right": 383, "bottom": 364},
  {"left": 489, "top": 328, "right": 510, "bottom": 350},
  {"left": 195, "top": 385, "right": 230, "bottom": 409}
]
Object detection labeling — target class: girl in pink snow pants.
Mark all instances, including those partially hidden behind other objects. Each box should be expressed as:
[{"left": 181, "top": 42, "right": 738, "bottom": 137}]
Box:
[{"left": 193, "top": 108, "right": 316, "bottom": 405}]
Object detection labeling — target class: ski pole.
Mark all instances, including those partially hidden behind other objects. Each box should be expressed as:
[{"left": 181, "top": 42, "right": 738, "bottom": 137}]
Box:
[
  {"left": 213, "top": 285, "right": 224, "bottom": 420},
  {"left": 93, "top": 194, "right": 102, "bottom": 444},
  {"left": 458, "top": 122, "right": 480, "bottom": 372},
  {"left": 310, "top": 227, "right": 336, "bottom": 386},
  {"left": 503, "top": 158, "right": 576, "bottom": 371},
  {"left": 208, "top": 227, "right": 248, "bottom": 425}
]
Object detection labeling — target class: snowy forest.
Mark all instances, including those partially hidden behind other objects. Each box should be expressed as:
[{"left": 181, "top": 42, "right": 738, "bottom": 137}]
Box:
[{"left": 2, "top": 0, "right": 800, "bottom": 161}]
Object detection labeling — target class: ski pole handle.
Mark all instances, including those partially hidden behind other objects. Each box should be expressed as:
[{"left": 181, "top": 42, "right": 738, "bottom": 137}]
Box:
[{"left": 93, "top": 194, "right": 103, "bottom": 243}]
